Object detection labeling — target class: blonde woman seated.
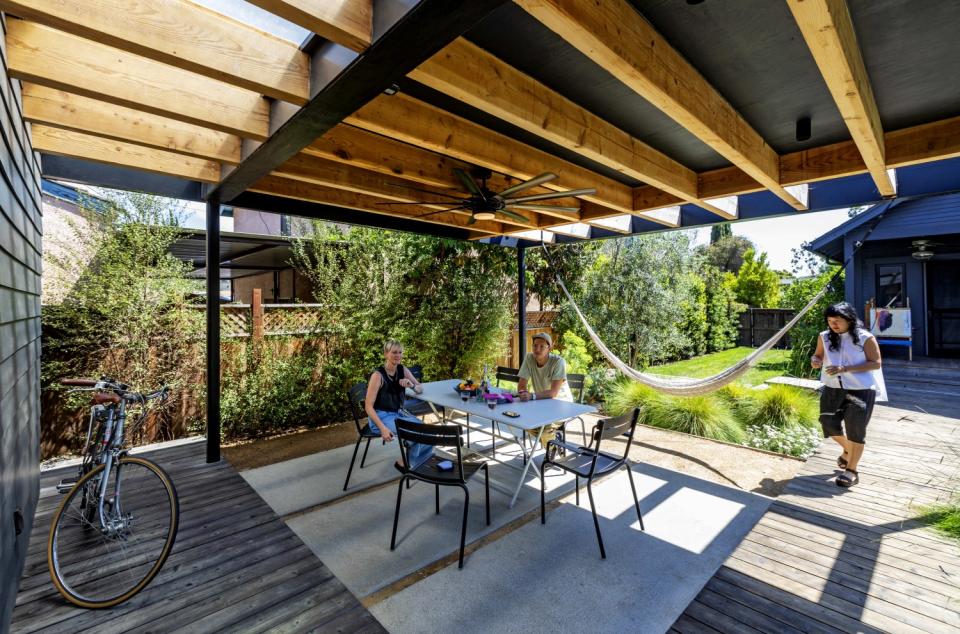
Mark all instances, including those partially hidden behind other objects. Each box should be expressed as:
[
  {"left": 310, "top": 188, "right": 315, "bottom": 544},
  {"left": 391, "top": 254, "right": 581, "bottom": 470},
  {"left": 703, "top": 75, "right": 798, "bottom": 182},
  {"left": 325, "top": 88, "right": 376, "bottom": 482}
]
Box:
[
  {"left": 365, "top": 339, "right": 433, "bottom": 471},
  {"left": 516, "top": 332, "right": 572, "bottom": 454}
]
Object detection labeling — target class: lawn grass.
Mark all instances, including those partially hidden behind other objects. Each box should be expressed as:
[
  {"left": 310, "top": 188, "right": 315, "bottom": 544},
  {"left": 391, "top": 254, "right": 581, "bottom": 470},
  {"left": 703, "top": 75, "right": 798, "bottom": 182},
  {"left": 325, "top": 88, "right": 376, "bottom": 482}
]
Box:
[
  {"left": 917, "top": 502, "right": 960, "bottom": 541},
  {"left": 647, "top": 346, "right": 792, "bottom": 387}
]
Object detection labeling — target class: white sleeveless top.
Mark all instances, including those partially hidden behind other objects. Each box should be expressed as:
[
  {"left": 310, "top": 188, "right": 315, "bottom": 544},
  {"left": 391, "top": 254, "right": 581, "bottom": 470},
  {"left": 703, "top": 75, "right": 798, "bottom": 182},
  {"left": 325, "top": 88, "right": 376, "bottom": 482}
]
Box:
[{"left": 820, "top": 329, "right": 887, "bottom": 401}]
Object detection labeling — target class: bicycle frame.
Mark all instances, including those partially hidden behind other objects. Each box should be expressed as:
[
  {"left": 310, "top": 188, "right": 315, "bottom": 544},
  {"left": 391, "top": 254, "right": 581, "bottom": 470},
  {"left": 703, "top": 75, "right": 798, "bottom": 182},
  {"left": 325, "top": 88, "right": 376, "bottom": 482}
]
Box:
[{"left": 86, "top": 398, "right": 130, "bottom": 533}]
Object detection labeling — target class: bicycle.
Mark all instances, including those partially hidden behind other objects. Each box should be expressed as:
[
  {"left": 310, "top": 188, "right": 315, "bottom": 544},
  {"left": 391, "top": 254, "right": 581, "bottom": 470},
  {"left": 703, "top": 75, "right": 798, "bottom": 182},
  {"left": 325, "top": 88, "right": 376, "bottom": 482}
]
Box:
[{"left": 48, "top": 377, "right": 179, "bottom": 609}]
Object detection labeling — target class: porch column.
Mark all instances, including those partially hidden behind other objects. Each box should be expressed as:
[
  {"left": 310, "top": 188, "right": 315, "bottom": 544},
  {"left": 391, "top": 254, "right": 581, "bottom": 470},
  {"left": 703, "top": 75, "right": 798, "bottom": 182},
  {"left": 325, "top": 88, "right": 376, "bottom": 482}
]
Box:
[
  {"left": 205, "top": 196, "right": 221, "bottom": 463},
  {"left": 517, "top": 246, "right": 526, "bottom": 364}
]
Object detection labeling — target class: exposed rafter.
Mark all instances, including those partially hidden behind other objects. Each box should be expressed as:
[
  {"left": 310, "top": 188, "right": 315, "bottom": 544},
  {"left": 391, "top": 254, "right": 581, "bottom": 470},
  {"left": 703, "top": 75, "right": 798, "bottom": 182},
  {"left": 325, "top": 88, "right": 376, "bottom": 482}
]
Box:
[
  {"left": 410, "top": 38, "right": 734, "bottom": 219},
  {"left": 245, "top": 0, "right": 372, "bottom": 52},
  {"left": 516, "top": 0, "right": 807, "bottom": 211},
  {"left": 0, "top": 0, "right": 310, "bottom": 103},
  {"left": 788, "top": 0, "right": 894, "bottom": 196},
  {"left": 347, "top": 93, "right": 631, "bottom": 214},
  {"left": 30, "top": 125, "right": 220, "bottom": 182},
  {"left": 22, "top": 84, "right": 242, "bottom": 164},
  {"left": 6, "top": 20, "right": 270, "bottom": 139},
  {"left": 250, "top": 175, "right": 505, "bottom": 234}
]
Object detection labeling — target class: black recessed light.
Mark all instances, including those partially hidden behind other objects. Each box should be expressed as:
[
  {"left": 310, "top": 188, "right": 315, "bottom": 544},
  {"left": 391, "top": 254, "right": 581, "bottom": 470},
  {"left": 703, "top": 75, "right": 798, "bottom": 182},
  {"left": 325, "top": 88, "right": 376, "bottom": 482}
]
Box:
[
  {"left": 796, "top": 116, "right": 812, "bottom": 142},
  {"left": 687, "top": 0, "right": 706, "bottom": 5}
]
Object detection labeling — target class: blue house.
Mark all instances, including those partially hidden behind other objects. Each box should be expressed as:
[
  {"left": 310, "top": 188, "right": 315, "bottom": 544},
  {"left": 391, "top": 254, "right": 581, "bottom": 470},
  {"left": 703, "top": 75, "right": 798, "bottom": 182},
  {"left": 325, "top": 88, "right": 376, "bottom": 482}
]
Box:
[{"left": 808, "top": 193, "right": 960, "bottom": 359}]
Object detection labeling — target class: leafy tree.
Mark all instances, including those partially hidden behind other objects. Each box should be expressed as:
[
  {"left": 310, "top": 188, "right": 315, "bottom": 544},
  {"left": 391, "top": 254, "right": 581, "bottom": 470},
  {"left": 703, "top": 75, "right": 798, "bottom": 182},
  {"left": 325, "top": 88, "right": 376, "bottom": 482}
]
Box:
[
  {"left": 734, "top": 248, "right": 782, "bottom": 307},
  {"left": 523, "top": 242, "right": 598, "bottom": 311},
  {"left": 710, "top": 223, "right": 732, "bottom": 244},
  {"left": 699, "top": 235, "right": 755, "bottom": 274},
  {"left": 703, "top": 266, "right": 744, "bottom": 352},
  {"left": 781, "top": 266, "right": 844, "bottom": 377}
]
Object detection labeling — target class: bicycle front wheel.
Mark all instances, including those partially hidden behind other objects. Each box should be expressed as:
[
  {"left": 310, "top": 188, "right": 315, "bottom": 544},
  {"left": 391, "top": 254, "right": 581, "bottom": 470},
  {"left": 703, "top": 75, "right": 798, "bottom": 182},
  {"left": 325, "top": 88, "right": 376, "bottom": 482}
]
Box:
[{"left": 47, "top": 456, "right": 180, "bottom": 608}]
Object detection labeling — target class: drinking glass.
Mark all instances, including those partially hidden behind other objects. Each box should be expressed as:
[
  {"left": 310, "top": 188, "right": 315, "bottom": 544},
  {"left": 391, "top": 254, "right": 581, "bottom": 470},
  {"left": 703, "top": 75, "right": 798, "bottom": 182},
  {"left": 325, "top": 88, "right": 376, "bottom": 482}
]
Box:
[{"left": 486, "top": 399, "right": 496, "bottom": 412}]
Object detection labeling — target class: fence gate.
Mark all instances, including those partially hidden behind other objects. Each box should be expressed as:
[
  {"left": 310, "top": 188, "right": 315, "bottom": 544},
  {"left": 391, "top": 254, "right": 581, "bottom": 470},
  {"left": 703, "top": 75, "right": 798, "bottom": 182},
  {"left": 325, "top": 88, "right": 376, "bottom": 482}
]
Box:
[{"left": 738, "top": 308, "right": 795, "bottom": 348}]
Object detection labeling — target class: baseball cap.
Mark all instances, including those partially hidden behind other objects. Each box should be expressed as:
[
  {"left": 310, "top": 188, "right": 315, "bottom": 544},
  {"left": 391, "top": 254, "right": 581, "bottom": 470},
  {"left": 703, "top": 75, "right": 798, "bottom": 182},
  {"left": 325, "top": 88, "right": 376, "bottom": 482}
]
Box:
[{"left": 532, "top": 332, "right": 552, "bottom": 346}]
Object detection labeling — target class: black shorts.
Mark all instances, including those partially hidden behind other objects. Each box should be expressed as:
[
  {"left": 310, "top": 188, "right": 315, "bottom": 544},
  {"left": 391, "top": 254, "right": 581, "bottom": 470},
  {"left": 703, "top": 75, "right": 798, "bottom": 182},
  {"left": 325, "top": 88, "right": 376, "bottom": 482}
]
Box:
[{"left": 819, "top": 386, "right": 876, "bottom": 444}]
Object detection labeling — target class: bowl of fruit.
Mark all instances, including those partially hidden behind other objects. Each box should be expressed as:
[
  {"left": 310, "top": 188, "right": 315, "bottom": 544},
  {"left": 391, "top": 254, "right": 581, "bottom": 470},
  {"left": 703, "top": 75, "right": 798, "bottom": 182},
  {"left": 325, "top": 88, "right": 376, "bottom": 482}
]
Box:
[{"left": 454, "top": 379, "right": 480, "bottom": 397}]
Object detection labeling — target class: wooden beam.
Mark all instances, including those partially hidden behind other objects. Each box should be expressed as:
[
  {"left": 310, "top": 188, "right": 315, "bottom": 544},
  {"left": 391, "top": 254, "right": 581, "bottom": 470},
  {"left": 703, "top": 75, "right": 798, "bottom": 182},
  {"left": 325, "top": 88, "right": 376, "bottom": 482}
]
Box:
[
  {"left": 7, "top": 20, "right": 270, "bottom": 139},
  {"left": 30, "top": 125, "right": 220, "bottom": 182},
  {"left": 631, "top": 114, "right": 960, "bottom": 211},
  {"left": 246, "top": 0, "right": 372, "bottom": 52},
  {"left": 273, "top": 154, "right": 541, "bottom": 229},
  {"left": 250, "top": 175, "right": 504, "bottom": 234},
  {"left": 347, "top": 93, "right": 632, "bottom": 213},
  {"left": 22, "top": 84, "right": 242, "bottom": 164},
  {"left": 0, "top": 0, "right": 310, "bottom": 104},
  {"left": 410, "top": 38, "right": 734, "bottom": 220},
  {"left": 516, "top": 0, "right": 806, "bottom": 211},
  {"left": 788, "top": 0, "right": 894, "bottom": 196}
]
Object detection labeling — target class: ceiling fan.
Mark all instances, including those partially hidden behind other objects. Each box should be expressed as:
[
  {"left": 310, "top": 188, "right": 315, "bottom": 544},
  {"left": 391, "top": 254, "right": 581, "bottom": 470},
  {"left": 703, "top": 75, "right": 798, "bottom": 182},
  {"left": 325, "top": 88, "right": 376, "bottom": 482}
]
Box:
[
  {"left": 378, "top": 168, "right": 596, "bottom": 224},
  {"left": 911, "top": 239, "right": 941, "bottom": 261}
]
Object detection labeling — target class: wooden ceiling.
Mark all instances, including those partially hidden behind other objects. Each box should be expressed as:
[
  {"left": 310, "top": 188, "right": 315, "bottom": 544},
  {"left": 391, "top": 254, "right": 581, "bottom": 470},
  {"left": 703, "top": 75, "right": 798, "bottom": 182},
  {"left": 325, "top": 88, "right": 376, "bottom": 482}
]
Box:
[{"left": 6, "top": 0, "right": 960, "bottom": 243}]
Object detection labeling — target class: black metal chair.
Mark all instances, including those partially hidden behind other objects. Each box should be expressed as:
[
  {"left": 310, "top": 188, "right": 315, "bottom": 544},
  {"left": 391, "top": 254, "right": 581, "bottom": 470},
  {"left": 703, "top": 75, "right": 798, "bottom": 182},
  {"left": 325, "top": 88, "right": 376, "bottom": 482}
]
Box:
[
  {"left": 562, "top": 372, "right": 588, "bottom": 442},
  {"left": 342, "top": 382, "right": 381, "bottom": 491},
  {"left": 391, "top": 419, "right": 490, "bottom": 569},
  {"left": 403, "top": 365, "right": 443, "bottom": 421},
  {"left": 540, "top": 408, "right": 643, "bottom": 559},
  {"left": 495, "top": 365, "right": 520, "bottom": 387}
]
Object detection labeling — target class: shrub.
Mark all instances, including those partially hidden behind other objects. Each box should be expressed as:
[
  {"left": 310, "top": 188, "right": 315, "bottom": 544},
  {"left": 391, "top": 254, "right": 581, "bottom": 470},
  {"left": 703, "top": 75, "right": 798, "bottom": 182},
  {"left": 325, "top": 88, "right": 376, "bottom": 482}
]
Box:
[
  {"left": 605, "top": 380, "right": 663, "bottom": 425},
  {"left": 781, "top": 266, "right": 843, "bottom": 378},
  {"left": 738, "top": 385, "right": 819, "bottom": 430},
  {"left": 584, "top": 367, "right": 617, "bottom": 405},
  {"left": 746, "top": 424, "right": 822, "bottom": 457},
  {"left": 734, "top": 248, "right": 781, "bottom": 308},
  {"left": 557, "top": 331, "right": 593, "bottom": 374}
]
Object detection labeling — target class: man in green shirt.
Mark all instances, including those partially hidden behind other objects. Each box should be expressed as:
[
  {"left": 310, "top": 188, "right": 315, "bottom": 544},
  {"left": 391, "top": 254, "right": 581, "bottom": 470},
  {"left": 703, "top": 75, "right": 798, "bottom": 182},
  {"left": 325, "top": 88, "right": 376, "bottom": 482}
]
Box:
[{"left": 517, "top": 332, "right": 572, "bottom": 454}]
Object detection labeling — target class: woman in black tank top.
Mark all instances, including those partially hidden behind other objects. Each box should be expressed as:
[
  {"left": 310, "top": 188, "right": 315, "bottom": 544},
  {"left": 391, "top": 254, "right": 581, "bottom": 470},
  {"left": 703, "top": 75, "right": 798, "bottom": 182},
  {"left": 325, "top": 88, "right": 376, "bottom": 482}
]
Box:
[{"left": 364, "top": 339, "right": 432, "bottom": 469}]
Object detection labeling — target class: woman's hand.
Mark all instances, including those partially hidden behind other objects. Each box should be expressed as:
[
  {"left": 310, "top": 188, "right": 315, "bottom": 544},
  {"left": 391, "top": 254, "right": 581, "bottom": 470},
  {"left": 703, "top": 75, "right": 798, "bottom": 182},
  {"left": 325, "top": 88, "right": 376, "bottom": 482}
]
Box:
[
  {"left": 825, "top": 365, "right": 844, "bottom": 376},
  {"left": 380, "top": 427, "right": 394, "bottom": 442},
  {"left": 810, "top": 355, "right": 823, "bottom": 369},
  {"left": 399, "top": 378, "right": 413, "bottom": 389}
]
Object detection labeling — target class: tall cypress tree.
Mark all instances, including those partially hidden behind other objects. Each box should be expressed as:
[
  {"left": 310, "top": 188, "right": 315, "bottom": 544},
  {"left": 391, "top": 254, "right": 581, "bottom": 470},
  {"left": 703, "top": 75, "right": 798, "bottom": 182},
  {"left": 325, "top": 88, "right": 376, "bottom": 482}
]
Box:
[{"left": 710, "top": 223, "right": 732, "bottom": 244}]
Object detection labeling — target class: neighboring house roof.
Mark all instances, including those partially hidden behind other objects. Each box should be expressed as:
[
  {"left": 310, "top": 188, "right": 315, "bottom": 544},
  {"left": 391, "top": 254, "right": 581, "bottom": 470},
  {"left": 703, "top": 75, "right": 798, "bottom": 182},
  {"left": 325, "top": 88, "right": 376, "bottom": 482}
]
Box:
[
  {"left": 169, "top": 228, "right": 296, "bottom": 280},
  {"left": 807, "top": 192, "right": 960, "bottom": 261},
  {"left": 41, "top": 178, "right": 109, "bottom": 212}
]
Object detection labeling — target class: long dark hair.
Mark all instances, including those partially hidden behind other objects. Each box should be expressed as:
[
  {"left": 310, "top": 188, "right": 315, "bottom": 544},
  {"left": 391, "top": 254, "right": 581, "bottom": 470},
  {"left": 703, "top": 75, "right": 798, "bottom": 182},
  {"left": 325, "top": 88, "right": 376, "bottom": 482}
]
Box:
[{"left": 824, "top": 302, "right": 862, "bottom": 351}]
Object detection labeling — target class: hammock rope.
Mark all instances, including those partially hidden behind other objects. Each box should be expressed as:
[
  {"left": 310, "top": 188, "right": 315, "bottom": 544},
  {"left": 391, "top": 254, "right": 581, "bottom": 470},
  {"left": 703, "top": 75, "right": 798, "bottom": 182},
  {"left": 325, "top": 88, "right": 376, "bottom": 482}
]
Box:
[{"left": 541, "top": 202, "right": 895, "bottom": 396}]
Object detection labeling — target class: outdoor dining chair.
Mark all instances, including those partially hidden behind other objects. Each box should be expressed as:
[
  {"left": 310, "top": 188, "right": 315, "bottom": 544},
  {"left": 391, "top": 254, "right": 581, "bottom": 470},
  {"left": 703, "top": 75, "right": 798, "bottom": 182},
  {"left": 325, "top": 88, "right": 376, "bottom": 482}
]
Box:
[
  {"left": 403, "top": 365, "right": 443, "bottom": 421},
  {"left": 495, "top": 365, "right": 520, "bottom": 387},
  {"left": 560, "top": 372, "right": 588, "bottom": 443},
  {"left": 540, "top": 408, "right": 643, "bottom": 559},
  {"left": 342, "top": 382, "right": 381, "bottom": 491},
  {"left": 391, "top": 419, "right": 490, "bottom": 569}
]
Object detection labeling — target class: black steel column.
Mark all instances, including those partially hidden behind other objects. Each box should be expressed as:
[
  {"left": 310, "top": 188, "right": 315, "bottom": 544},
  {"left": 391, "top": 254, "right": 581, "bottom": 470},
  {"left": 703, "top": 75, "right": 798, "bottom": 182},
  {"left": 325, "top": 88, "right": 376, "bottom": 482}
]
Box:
[
  {"left": 517, "top": 246, "right": 526, "bottom": 363},
  {"left": 205, "top": 196, "right": 221, "bottom": 463}
]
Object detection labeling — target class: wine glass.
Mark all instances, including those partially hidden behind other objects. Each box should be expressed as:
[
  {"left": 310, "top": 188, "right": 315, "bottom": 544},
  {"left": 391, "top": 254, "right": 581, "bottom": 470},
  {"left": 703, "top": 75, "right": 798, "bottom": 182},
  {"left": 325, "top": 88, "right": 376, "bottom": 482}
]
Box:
[
  {"left": 460, "top": 390, "right": 469, "bottom": 405},
  {"left": 486, "top": 398, "right": 496, "bottom": 413}
]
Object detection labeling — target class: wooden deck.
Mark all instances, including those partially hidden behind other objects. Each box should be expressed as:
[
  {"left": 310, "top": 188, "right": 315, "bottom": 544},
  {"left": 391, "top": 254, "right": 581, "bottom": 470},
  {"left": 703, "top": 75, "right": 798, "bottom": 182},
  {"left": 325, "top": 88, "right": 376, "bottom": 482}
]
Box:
[
  {"left": 12, "top": 440, "right": 385, "bottom": 633},
  {"left": 672, "top": 404, "right": 960, "bottom": 633}
]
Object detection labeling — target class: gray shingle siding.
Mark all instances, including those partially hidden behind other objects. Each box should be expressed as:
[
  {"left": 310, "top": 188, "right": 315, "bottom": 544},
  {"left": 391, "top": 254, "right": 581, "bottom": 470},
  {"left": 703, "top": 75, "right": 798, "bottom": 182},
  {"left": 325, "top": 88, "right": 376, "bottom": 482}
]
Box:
[{"left": 0, "top": 11, "right": 42, "bottom": 632}]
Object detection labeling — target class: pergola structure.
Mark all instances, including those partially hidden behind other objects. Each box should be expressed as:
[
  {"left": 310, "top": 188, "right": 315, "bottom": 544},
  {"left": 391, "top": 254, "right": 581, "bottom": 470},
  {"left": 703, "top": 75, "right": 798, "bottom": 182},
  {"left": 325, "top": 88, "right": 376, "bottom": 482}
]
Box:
[{"left": 7, "top": 0, "right": 959, "bottom": 462}]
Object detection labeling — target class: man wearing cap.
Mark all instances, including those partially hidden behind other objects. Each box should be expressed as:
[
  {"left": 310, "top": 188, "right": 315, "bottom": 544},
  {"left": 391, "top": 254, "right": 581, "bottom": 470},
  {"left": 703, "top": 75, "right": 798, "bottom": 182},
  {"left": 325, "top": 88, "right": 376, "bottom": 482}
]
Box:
[{"left": 517, "top": 332, "right": 572, "bottom": 453}]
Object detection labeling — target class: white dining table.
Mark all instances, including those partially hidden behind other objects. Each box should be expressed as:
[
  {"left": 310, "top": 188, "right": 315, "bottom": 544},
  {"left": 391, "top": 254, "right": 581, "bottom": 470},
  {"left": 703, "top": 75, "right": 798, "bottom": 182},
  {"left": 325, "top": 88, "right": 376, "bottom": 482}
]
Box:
[{"left": 407, "top": 379, "right": 596, "bottom": 507}]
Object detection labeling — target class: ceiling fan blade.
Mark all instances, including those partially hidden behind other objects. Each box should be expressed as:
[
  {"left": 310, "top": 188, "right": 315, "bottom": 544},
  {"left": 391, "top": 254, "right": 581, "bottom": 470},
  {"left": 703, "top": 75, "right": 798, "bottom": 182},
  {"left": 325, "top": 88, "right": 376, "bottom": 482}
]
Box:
[
  {"left": 453, "top": 168, "right": 484, "bottom": 199},
  {"left": 497, "top": 209, "right": 532, "bottom": 223},
  {"left": 497, "top": 172, "right": 557, "bottom": 198},
  {"left": 504, "top": 188, "right": 596, "bottom": 204},
  {"left": 383, "top": 182, "right": 466, "bottom": 201},
  {"left": 375, "top": 201, "right": 466, "bottom": 207},
  {"left": 507, "top": 204, "right": 580, "bottom": 213},
  {"left": 414, "top": 205, "right": 469, "bottom": 220}
]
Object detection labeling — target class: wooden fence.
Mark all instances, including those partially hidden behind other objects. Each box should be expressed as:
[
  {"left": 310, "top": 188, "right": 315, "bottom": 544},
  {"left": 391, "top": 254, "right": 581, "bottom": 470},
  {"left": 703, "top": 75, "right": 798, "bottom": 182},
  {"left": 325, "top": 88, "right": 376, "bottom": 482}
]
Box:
[
  {"left": 738, "top": 308, "right": 796, "bottom": 348},
  {"left": 187, "top": 289, "right": 325, "bottom": 339}
]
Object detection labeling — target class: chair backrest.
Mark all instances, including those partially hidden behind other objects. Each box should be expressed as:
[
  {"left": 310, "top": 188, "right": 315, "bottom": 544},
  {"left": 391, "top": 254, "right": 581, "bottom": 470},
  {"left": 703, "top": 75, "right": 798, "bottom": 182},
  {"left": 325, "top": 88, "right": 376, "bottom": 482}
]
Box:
[
  {"left": 566, "top": 373, "right": 586, "bottom": 402},
  {"left": 496, "top": 366, "right": 519, "bottom": 387},
  {"left": 347, "top": 382, "right": 368, "bottom": 434},
  {"left": 591, "top": 408, "right": 641, "bottom": 463},
  {"left": 407, "top": 365, "right": 423, "bottom": 382},
  {"left": 395, "top": 419, "right": 467, "bottom": 480}
]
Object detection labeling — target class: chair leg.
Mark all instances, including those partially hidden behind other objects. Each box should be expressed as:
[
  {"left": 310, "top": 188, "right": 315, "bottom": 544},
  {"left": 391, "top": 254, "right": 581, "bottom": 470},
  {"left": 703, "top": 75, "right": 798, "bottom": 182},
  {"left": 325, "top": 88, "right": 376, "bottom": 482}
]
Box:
[
  {"left": 435, "top": 484, "right": 440, "bottom": 515},
  {"left": 343, "top": 437, "right": 362, "bottom": 491},
  {"left": 359, "top": 437, "right": 373, "bottom": 468},
  {"left": 459, "top": 485, "right": 470, "bottom": 569},
  {"left": 586, "top": 480, "right": 606, "bottom": 559},
  {"left": 626, "top": 464, "right": 644, "bottom": 531},
  {"left": 484, "top": 465, "right": 490, "bottom": 526},
  {"left": 540, "top": 461, "right": 546, "bottom": 524},
  {"left": 575, "top": 474, "right": 579, "bottom": 506},
  {"left": 390, "top": 477, "right": 405, "bottom": 551}
]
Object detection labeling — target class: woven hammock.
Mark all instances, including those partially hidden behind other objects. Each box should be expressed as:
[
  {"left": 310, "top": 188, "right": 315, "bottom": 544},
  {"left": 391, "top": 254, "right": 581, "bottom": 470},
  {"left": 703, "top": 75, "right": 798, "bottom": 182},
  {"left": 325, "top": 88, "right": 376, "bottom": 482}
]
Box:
[{"left": 540, "top": 200, "right": 896, "bottom": 396}]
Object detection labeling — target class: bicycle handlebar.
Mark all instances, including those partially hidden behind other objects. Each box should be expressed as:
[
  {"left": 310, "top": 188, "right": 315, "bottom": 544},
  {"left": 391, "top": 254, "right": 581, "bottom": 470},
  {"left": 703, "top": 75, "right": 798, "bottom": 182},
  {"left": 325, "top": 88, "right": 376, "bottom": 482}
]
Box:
[
  {"left": 61, "top": 378, "right": 98, "bottom": 387},
  {"left": 62, "top": 378, "right": 169, "bottom": 403}
]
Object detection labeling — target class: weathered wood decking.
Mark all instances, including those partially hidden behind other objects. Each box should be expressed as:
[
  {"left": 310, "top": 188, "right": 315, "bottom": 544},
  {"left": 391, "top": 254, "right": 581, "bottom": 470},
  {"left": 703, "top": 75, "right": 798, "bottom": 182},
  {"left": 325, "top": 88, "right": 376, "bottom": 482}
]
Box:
[
  {"left": 673, "top": 404, "right": 960, "bottom": 633},
  {"left": 12, "top": 440, "right": 385, "bottom": 634}
]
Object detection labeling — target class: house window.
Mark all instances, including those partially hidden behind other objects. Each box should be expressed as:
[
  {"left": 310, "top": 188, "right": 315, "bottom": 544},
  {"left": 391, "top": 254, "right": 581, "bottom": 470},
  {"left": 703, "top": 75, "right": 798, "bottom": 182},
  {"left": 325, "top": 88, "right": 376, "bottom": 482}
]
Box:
[{"left": 876, "top": 264, "right": 905, "bottom": 308}]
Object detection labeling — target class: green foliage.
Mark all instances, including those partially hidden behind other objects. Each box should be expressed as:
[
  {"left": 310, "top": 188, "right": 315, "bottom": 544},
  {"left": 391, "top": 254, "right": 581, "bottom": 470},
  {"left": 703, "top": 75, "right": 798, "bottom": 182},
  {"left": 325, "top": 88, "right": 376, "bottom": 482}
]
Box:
[
  {"left": 703, "top": 266, "right": 744, "bottom": 352},
  {"left": 290, "top": 223, "right": 515, "bottom": 418},
  {"left": 734, "top": 248, "right": 782, "bottom": 308},
  {"left": 710, "top": 223, "right": 732, "bottom": 244},
  {"left": 781, "top": 266, "right": 844, "bottom": 378},
  {"left": 524, "top": 242, "right": 598, "bottom": 311},
  {"left": 605, "top": 380, "right": 662, "bottom": 423},
  {"left": 679, "top": 273, "right": 708, "bottom": 357},
  {"left": 700, "top": 235, "right": 755, "bottom": 274},
  {"left": 42, "top": 191, "right": 202, "bottom": 450},
  {"left": 557, "top": 331, "right": 592, "bottom": 374},
  {"left": 917, "top": 501, "right": 960, "bottom": 541},
  {"left": 738, "top": 385, "right": 819, "bottom": 430},
  {"left": 746, "top": 425, "right": 822, "bottom": 457}
]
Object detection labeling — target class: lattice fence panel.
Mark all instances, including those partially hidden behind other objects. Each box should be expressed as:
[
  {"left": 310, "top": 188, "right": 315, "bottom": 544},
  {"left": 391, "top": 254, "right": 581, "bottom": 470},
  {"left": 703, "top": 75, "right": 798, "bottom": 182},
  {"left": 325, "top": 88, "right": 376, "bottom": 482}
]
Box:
[
  {"left": 263, "top": 304, "right": 325, "bottom": 336},
  {"left": 221, "top": 306, "right": 251, "bottom": 338}
]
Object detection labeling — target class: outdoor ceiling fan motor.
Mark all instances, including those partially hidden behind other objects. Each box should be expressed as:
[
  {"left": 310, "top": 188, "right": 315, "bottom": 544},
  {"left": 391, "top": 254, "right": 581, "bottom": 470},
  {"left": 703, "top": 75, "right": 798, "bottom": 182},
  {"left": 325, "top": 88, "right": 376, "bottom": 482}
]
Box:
[{"left": 911, "top": 239, "right": 936, "bottom": 261}]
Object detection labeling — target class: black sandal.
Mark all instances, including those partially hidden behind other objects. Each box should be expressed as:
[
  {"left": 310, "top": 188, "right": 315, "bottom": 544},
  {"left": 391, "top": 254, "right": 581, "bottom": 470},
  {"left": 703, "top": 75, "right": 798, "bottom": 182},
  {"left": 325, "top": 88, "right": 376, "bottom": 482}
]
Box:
[
  {"left": 836, "top": 469, "right": 859, "bottom": 487},
  {"left": 837, "top": 455, "right": 848, "bottom": 470}
]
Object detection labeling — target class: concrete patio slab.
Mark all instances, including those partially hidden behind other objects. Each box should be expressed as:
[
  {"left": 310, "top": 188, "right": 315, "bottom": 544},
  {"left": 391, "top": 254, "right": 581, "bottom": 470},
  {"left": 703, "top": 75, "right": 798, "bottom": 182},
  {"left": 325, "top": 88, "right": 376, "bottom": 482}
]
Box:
[{"left": 370, "top": 462, "right": 772, "bottom": 634}]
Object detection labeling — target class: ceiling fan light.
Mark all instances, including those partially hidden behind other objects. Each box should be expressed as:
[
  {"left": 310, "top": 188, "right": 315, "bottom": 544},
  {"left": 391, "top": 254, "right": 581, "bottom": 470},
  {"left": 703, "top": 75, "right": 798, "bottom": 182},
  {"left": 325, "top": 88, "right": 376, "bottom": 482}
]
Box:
[
  {"left": 474, "top": 211, "right": 496, "bottom": 221},
  {"left": 912, "top": 250, "right": 934, "bottom": 261}
]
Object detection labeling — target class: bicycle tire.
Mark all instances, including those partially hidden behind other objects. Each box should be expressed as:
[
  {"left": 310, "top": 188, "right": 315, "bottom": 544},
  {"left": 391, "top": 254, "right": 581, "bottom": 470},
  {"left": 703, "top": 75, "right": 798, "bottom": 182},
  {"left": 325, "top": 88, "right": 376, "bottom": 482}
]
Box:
[{"left": 47, "top": 456, "right": 179, "bottom": 609}]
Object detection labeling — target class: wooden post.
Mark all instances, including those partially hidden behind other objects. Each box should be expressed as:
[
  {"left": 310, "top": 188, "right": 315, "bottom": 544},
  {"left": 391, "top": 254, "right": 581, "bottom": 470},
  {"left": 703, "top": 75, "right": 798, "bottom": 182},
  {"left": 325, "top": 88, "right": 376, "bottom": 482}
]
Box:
[{"left": 252, "top": 288, "right": 264, "bottom": 342}]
